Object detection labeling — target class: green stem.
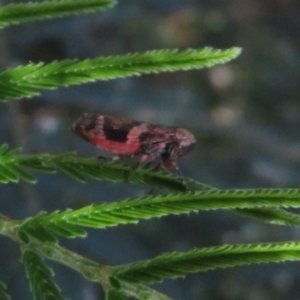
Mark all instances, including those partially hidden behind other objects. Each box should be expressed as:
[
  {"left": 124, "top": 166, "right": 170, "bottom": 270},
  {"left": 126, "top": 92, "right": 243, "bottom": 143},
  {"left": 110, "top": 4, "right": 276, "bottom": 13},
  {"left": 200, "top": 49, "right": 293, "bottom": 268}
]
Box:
[
  {"left": 34, "top": 242, "right": 109, "bottom": 283},
  {"left": 0, "top": 214, "right": 20, "bottom": 240},
  {"left": 29, "top": 241, "right": 170, "bottom": 300}
]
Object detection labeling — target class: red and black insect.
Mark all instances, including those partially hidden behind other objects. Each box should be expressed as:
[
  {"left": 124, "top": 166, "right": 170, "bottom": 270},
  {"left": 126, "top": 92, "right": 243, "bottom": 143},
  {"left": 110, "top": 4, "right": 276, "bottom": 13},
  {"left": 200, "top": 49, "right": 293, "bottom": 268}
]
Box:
[{"left": 72, "top": 113, "right": 196, "bottom": 172}]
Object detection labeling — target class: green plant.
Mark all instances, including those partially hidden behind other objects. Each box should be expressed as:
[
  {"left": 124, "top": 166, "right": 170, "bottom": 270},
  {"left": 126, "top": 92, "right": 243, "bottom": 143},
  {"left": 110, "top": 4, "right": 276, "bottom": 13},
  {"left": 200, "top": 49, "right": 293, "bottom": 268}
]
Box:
[{"left": 1, "top": 1, "right": 299, "bottom": 300}]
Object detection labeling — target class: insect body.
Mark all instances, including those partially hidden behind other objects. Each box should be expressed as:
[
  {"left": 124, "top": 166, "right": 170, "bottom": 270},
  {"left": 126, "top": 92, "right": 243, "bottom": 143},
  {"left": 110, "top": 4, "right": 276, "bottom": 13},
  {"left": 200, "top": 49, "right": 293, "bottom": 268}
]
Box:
[{"left": 72, "top": 113, "right": 196, "bottom": 171}]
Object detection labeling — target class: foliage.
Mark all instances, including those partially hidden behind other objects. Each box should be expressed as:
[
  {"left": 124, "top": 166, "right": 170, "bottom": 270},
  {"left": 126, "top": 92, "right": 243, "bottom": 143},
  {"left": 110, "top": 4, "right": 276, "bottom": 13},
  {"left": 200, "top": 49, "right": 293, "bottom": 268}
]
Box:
[
  {"left": 0, "top": 280, "right": 10, "bottom": 300},
  {"left": 0, "top": 1, "right": 297, "bottom": 300},
  {"left": 112, "top": 241, "right": 300, "bottom": 284},
  {"left": 0, "top": 47, "right": 240, "bottom": 101},
  {"left": 22, "top": 250, "right": 64, "bottom": 300},
  {"left": 0, "top": 0, "right": 116, "bottom": 29}
]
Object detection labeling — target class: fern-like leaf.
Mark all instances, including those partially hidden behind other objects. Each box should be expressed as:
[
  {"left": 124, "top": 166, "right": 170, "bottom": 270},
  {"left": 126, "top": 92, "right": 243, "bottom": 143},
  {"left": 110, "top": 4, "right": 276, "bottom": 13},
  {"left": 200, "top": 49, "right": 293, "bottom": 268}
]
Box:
[
  {"left": 0, "top": 47, "right": 241, "bottom": 101},
  {"left": 12, "top": 147, "right": 209, "bottom": 191},
  {"left": 0, "top": 0, "right": 116, "bottom": 29},
  {"left": 0, "top": 145, "right": 36, "bottom": 183},
  {"left": 1, "top": 144, "right": 300, "bottom": 227},
  {"left": 18, "top": 211, "right": 86, "bottom": 242},
  {"left": 233, "top": 207, "right": 300, "bottom": 225},
  {"left": 16, "top": 189, "right": 300, "bottom": 242},
  {"left": 38, "top": 188, "right": 300, "bottom": 230},
  {"left": 112, "top": 241, "right": 300, "bottom": 284},
  {"left": 22, "top": 249, "right": 65, "bottom": 300},
  {"left": 105, "top": 289, "right": 128, "bottom": 300},
  {"left": 0, "top": 280, "right": 10, "bottom": 300}
]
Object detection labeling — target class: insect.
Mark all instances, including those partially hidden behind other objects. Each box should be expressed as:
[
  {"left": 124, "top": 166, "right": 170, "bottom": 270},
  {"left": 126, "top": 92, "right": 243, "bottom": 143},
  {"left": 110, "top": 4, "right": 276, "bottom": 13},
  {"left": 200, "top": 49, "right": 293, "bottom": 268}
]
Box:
[{"left": 72, "top": 113, "right": 196, "bottom": 172}]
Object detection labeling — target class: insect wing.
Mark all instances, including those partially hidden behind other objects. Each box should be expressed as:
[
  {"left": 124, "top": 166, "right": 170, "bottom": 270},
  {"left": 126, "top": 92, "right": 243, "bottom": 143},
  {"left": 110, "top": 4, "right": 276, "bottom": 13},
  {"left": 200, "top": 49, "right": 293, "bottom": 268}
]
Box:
[{"left": 73, "top": 114, "right": 145, "bottom": 155}]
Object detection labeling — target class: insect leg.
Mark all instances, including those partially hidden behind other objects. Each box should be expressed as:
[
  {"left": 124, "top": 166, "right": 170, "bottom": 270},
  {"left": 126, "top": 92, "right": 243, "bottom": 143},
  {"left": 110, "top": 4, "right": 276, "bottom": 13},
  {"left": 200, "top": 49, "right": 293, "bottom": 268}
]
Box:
[
  {"left": 143, "top": 161, "right": 161, "bottom": 171},
  {"left": 97, "top": 155, "right": 107, "bottom": 161},
  {"left": 122, "top": 158, "right": 140, "bottom": 182},
  {"left": 173, "top": 165, "right": 190, "bottom": 191}
]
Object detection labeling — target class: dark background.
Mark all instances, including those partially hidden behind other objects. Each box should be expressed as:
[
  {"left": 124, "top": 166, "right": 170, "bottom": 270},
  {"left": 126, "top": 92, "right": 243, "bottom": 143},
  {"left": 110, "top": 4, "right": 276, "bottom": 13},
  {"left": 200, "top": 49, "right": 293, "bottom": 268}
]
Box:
[{"left": 1, "top": 0, "right": 300, "bottom": 299}]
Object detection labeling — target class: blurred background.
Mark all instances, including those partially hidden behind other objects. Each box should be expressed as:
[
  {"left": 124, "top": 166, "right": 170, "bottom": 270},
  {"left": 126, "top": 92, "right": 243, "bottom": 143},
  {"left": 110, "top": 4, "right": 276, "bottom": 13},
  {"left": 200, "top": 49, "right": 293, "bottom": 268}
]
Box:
[{"left": 1, "top": 0, "right": 300, "bottom": 299}]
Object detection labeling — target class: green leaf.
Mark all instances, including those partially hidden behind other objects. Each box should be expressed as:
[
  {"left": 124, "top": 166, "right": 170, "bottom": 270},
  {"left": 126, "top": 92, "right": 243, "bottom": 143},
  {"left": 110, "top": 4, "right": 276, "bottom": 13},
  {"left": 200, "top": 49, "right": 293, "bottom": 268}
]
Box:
[
  {"left": 18, "top": 210, "right": 86, "bottom": 241},
  {"left": 113, "top": 241, "right": 300, "bottom": 284},
  {"left": 53, "top": 161, "right": 87, "bottom": 182},
  {"left": 0, "top": 146, "right": 55, "bottom": 184},
  {"left": 105, "top": 289, "right": 128, "bottom": 300},
  {"left": 0, "top": 144, "right": 9, "bottom": 156},
  {"left": 17, "top": 189, "right": 300, "bottom": 239},
  {"left": 233, "top": 207, "right": 300, "bottom": 225},
  {"left": 0, "top": 147, "right": 21, "bottom": 159},
  {"left": 0, "top": 146, "right": 31, "bottom": 183},
  {"left": 18, "top": 156, "right": 56, "bottom": 173},
  {"left": 0, "top": 165, "right": 20, "bottom": 182},
  {"left": 1, "top": 144, "right": 299, "bottom": 227},
  {"left": 18, "top": 213, "right": 58, "bottom": 243},
  {"left": 0, "top": 47, "right": 241, "bottom": 101},
  {"left": 21, "top": 225, "right": 58, "bottom": 243},
  {"left": 0, "top": 0, "right": 116, "bottom": 29},
  {"left": 12, "top": 166, "right": 36, "bottom": 184},
  {"left": 45, "top": 222, "right": 86, "bottom": 238},
  {"left": 22, "top": 249, "right": 65, "bottom": 300},
  {"left": 0, "top": 169, "right": 10, "bottom": 183},
  {"left": 14, "top": 148, "right": 200, "bottom": 190},
  {"left": 0, "top": 280, "right": 11, "bottom": 300},
  {"left": 0, "top": 144, "right": 210, "bottom": 191}
]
